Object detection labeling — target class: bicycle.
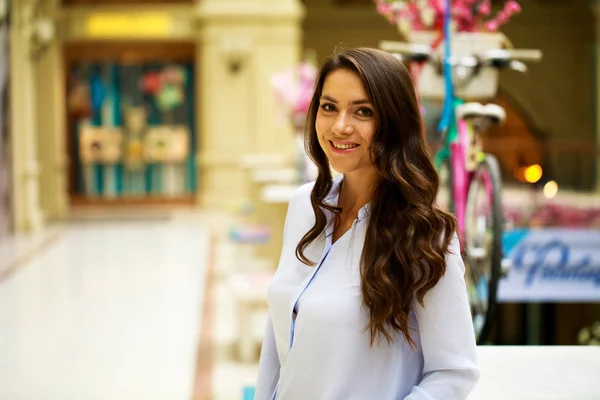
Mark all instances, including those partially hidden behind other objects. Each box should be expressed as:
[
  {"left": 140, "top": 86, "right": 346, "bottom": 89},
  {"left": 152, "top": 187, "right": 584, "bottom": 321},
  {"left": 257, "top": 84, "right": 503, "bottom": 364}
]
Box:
[{"left": 379, "top": 40, "right": 541, "bottom": 344}]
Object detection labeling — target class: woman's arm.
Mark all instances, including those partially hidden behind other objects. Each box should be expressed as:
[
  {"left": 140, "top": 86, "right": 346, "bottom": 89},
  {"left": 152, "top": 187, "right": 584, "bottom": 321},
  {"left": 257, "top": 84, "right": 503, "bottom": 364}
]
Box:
[
  {"left": 405, "top": 234, "right": 480, "bottom": 400},
  {"left": 254, "top": 313, "right": 280, "bottom": 400}
]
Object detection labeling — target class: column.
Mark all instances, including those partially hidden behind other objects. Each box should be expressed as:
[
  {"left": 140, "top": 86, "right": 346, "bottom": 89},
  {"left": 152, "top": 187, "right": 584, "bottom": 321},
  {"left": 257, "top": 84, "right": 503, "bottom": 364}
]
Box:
[
  {"left": 10, "top": 0, "right": 44, "bottom": 232},
  {"left": 35, "top": 0, "right": 68, "bottom": 221},
  {"left": 195, "top": 0, "right": 305, "bottom": 207}
]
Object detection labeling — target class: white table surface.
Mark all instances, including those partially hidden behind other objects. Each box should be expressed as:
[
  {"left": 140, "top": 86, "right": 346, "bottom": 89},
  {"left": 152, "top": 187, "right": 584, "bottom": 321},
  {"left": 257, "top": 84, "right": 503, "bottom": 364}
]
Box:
[{"left": 471, "top": 346, "right": 600, "bottom": 399}]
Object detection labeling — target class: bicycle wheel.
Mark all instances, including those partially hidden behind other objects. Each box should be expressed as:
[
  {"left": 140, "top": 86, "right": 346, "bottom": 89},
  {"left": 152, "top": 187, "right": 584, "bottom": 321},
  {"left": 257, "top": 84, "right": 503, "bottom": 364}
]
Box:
[
  {"left": 436, "top": 157, "right": 454, "bottom": 214},
  {"left": 464, "top": 154, "right": 503, "bottom": 344}
]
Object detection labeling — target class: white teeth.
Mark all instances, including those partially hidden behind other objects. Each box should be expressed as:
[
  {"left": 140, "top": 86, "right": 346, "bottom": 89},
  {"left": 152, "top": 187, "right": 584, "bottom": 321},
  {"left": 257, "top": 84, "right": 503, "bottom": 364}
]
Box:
[{"left": 332, "top": 142, "right": 359, "bottom": 150}]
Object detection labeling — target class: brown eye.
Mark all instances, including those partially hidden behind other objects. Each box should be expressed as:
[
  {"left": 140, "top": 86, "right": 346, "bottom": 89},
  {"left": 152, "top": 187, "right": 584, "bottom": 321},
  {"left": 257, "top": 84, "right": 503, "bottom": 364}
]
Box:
[
  {"left": 320, "top": 103, "right": 336, "bottom": 112},
  {"left": 357, "top": 107, "right": 374, "bottom": 117}
]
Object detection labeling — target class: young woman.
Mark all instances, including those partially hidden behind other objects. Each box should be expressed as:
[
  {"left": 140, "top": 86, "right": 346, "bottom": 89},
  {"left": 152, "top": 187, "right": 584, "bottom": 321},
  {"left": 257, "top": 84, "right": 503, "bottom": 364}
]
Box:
[{"left": 255, "top": 47, "right": 479, "bottom": 400}]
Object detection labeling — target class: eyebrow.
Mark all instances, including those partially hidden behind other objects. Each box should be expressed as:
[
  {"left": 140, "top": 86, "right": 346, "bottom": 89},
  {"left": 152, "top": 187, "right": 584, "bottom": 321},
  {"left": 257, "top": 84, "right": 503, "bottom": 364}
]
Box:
[{"left": 320, "top": 95, "right": 372, "bottom": 106}]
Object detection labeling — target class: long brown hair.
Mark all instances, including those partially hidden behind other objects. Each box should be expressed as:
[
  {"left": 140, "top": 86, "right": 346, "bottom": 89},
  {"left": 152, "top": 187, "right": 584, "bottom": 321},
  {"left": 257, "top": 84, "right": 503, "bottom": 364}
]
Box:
[{"left": 296, "top": 47, "right": 457, "bottom": 347}]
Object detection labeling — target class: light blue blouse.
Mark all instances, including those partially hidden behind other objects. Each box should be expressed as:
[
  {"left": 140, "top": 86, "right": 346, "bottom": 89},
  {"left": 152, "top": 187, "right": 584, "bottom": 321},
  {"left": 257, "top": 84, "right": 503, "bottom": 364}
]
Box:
[{"left": 255, "top": 174, "right": 480, "bottom": 400}]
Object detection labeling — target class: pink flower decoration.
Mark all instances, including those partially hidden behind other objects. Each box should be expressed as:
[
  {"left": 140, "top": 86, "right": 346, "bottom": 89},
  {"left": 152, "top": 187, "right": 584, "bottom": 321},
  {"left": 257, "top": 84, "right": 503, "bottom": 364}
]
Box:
[
  {"left": 271, "top": 61, "right": 318, "bottom": 120},
  {"left": 505, "top": 0, "right": 521, "bottom": 14},
  {"left": 478, "top": 1, "right": 491, "bottom": 16},
  {"left": 270, "top": 70, "right": 299, "bottom": 108},
  {"left": 373, "top": 0, "right": 521, "bottom": 33},
  {"left": 485, "top": 19, "right": 499, "bottom": 32},
  {"left": 377, "top": 2, "right": 393, "bottom": 15}
]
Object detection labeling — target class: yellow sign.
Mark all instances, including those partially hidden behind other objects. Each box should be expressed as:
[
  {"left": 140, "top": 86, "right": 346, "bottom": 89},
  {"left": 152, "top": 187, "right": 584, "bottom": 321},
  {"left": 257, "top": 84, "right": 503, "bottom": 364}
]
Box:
[{"left": 85, "top": 13, "right": 173, "bottom": 38}]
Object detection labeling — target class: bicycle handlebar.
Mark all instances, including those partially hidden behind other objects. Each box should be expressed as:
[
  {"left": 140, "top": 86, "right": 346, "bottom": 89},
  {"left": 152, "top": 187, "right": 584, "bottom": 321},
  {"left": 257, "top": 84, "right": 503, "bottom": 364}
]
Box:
[
  {"left": 484, "top": 48, "right": 542, "bottom": 62},
  {"left": 379, "top": 40, "right": 542, "bottom": 72}
]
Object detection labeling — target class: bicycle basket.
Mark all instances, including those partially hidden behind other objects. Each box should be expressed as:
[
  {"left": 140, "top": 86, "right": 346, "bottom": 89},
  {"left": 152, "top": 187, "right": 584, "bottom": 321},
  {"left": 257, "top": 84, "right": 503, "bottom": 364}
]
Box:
[{"left": 408, "top": 31, "right": 507, "bottom": 101}]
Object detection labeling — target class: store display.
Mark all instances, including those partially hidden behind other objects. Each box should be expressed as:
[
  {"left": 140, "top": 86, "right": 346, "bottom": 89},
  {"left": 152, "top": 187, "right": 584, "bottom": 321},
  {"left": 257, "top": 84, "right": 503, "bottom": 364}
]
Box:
[{"left": 67, "top": 61, "right": 196, "bottom": 200}]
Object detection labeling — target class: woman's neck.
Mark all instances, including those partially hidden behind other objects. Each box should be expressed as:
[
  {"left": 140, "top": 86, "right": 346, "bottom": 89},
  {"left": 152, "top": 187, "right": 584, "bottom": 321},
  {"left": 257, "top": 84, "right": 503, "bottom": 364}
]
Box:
[{"left": 337, "top": 168, "right": 378, "bottom": 216}]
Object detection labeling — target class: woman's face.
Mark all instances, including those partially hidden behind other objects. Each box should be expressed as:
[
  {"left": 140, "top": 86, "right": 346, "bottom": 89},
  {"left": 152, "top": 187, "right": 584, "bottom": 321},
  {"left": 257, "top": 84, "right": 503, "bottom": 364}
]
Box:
[{"left": 316, "top": 69, "right": 377, "bottom": 176}]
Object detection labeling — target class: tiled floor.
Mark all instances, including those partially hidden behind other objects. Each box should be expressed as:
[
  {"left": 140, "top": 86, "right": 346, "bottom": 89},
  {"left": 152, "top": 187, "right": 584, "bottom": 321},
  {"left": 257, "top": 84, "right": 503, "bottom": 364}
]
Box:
[{"left": 0, "top": 212, "right": 214, "bottom": 400}]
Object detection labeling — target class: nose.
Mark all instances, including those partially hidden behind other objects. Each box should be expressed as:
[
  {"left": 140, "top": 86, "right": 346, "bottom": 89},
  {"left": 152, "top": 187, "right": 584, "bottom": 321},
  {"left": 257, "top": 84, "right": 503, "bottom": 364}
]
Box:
[{"left": 331, "top": 110, "right": 354, "bottom": 136}]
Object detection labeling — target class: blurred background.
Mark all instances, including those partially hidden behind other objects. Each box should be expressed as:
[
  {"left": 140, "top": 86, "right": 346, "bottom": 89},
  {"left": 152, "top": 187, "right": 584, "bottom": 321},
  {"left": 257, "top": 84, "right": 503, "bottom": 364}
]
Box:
[{"left": 0, "top": 0, "right": 599, "bottom": 399}]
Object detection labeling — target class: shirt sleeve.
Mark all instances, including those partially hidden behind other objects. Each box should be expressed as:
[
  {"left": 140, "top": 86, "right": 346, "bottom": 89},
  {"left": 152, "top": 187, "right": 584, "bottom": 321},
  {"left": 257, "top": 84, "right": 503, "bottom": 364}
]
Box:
[
  {"left": 255, "top": 187, "right": 302, "bottom": 400},
  {"left": 254, "top": 313, "right": 280, "bottom": 400},
  {"left": 405, "top": 234, "right": 480, "bottom": 400}
]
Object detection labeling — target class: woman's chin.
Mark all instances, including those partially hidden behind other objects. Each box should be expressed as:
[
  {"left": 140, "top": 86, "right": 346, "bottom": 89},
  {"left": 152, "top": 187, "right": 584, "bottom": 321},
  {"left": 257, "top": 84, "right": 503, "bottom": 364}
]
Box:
[
  {"left": 325, "top": 161, "right": 377, "bottom": 179},
  {"left": 327, "top": 163, "right": 356, "bottom": 175}
]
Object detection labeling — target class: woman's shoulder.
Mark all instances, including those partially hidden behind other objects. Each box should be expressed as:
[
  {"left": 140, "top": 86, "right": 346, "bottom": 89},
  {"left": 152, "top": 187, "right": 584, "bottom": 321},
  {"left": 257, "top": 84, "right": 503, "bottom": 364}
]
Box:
[
  {"left": 288, "top": 181, "right": 316, "bottom": 210},
  {"left": 282, "top": 181, "right": 317, "bottom": 233}
]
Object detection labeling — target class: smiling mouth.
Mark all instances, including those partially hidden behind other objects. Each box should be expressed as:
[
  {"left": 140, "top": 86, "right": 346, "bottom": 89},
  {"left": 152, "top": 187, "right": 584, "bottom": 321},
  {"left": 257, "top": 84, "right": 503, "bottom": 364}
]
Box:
[{"left": 330, "top": 141, "right": 360, "bottom": 150}]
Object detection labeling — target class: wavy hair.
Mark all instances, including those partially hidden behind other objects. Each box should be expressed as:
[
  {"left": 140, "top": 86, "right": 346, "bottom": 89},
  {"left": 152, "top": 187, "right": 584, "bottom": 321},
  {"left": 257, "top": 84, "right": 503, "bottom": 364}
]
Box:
[{"left": 296, "top": 47, "right": 457, "bottom": 347}]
